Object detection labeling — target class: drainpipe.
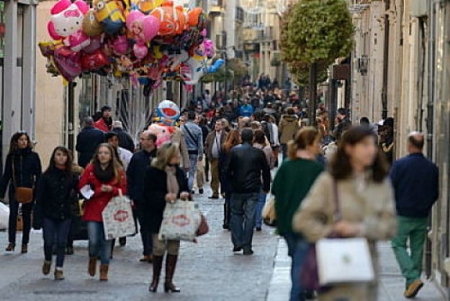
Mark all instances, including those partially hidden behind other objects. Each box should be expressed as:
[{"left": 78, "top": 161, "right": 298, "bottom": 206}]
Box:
[{"left": 381, "top": 0, "right": 390, "bottom": 120}]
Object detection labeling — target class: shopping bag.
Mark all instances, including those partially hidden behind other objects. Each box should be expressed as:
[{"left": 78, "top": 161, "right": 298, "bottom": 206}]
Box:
[
  {"left": 261, "top": 195, "right": 276, "bottom": 226},
  {"left": 158, "top": 200, "right": 202, "bottom": 242},
  {"left": 316, "top": 237, "right": 374, "bottom": 286},
  {"left": 0, "top": 202, "right": 9, "bottom": 230},
  {"left": 102, "top": 193, "right": 136, "bottom": 240}
]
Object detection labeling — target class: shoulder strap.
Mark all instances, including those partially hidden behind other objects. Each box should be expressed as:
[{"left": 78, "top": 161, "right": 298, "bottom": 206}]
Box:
[
  {"left": 333, "top": 179, "right": 342, "bottom": 222},
  {"left": 182, "top": 124, "right": 199, "bottom": 146}
]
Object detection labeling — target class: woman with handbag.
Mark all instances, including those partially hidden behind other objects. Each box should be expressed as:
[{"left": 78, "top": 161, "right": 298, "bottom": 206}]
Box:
[
  {"left": 219, "top": 129, "right": 241, "bottom": 230},
  {"left": 78, "top": 143, "right": 126, "bottom": 281},
  {"left": 272, "top": 127, "right": 324, "bottom": 301},
  {"left": 143, "top": 142, "right": 190, "bottom": 293},
  {"left": 293, "top": 126, "right": 397, "bottom": 301},
  {"left": 33, "top": 146, "right": 79, "bottom": 280},
  {"left": 253, "top": 130, "right": 274, "bottom": 232},
  {"left": 0, "top": 131, "right": 41, "bottom": 253}
]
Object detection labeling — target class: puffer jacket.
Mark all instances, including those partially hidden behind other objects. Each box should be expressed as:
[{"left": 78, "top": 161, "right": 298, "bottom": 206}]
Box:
[
  {"left": 278, "top": 114, "right": 299, "bottom": 144},
  {"left": 34, "top": 168, "right": 79, "bottom": 225}
]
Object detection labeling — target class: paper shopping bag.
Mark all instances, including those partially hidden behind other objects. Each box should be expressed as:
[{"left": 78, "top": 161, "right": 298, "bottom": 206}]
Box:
[
  {"left": 102, "top": 195, "right": 136, "bottom": 240},
  {"left": 158, "top": 200, "right": 202, "bottom": 241}
]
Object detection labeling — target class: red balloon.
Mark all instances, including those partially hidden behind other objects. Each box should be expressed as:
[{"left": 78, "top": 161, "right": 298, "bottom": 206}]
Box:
[{"left": 81, "top": 49, "right": 109, "bottom": 71}]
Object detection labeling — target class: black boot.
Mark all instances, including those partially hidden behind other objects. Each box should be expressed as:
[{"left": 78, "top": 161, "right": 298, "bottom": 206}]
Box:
[
  {"left": 149, "top": 255, "right": 163, "bottom": 293},
  {"left": 164, "top": 254, "right": 180, "bottom": 293},
  {"left": 222, "top": 203, "right": 230, "bottom": 230}
]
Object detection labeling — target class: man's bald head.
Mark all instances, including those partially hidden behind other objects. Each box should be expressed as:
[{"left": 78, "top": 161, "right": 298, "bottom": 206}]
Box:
[{"left": 407, "top": 131, "right": 424, "bottom": 152}]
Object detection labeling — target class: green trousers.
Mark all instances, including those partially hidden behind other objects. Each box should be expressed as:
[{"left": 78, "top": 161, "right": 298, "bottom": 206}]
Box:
[{"left": 391, "top": 216, "right": 428, "bottom": 287}]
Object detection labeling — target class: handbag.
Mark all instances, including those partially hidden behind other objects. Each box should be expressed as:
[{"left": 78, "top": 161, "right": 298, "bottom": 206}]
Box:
[
  {"left": 300, "top": 180, "right": 374, "bottom": 289},
  {"left": 262, "top": 195, "right": 276, "bottom": 226},
  {"left": 196, "top": 213, "right": 209, "bottom": 236},
  {"left": 12, "top": 159, "right": 33, "bottom": 204}
]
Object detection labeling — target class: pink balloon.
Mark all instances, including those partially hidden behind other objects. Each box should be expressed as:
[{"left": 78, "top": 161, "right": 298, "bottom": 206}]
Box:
[
  {"left": 133, "top": 43, "right": 148, "bottom": 59},
  {"left": 126, "top": 10, "right": 160, "bottom": 43},
  {"left": 203, "top": 39, "right": 215, "bottom": 59},
  {"left": 83, "top": 35, "right": 102, "bottom": 53},
  {"left": 53, "top": 46, "right": 82, "bottom": 81},
  {"left": 112, "top": 35, "right": 130, "bottom": 55}
]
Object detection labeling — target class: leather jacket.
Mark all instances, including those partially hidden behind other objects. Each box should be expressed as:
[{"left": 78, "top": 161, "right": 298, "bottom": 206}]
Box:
[{"left": 226, "top": 143, "right": 271, "bottom": 194}]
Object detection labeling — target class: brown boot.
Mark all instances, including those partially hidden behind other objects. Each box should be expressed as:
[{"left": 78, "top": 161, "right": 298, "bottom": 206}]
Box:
[
  {"left": 88, "top": 257, "right": 97, "bottom": 277},
  {"left": 164, "top": 254, "right": 180, "bottom": 293},
  {"left": 148, "top": 255, "right": 163, "bottom": 293},
  {"left": 99, "top": 264, "right": 109, "bottom": 281}
]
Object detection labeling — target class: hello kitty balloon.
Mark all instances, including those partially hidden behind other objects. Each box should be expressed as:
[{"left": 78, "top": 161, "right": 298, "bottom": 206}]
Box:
[{"left": 47, "top": 0, "right": 90, "bottom": 52}]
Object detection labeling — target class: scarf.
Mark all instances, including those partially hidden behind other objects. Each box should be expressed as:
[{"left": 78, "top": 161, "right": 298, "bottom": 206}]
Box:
[
  {"left": 165, "top": 165, "right": 179, "bottom": 195},
  {"left": 93, "top": 162, "right": 115, "bottom": 183}
]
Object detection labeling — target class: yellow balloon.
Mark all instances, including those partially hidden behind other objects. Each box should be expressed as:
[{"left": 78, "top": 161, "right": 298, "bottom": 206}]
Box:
[{"left": 138, "top": 0, "right": 163, "bottom": 14}]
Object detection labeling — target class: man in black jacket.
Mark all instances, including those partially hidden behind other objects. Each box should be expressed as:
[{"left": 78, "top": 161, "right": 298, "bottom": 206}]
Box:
[
  {"left": 112, "top": 121, "right": 135, "bottom": 153},
  {"left": 226, "top": 129, "right": 271, "bottom": 255},
  {"left": 76, "top": 117, "right": 104, "bottom": 168},
  {"left": 127, "top": 131, "right": 158, "bottom": 263}
]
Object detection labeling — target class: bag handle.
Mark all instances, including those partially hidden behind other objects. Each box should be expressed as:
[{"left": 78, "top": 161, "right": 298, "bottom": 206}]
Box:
[
  {"left": 118, "top": 189, "right": 123, "bottom": 197},
  {"left": 332, "top": 179, "right": 342, "bottom": 222}
]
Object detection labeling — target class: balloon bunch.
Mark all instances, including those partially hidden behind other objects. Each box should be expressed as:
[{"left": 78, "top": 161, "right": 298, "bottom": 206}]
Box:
[{"left": 38, "top": 0, "right": 224, "bottom": 92}]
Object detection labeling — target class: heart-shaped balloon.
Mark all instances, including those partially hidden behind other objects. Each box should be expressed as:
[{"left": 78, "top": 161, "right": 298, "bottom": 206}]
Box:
[
  {"left": 133, "top": 43, "right": 148, "bottom": 60},
  {"left": 81, "top": 49, "right": 109, "bottom": 71},
  {"left": 53, "top": 46, "right": 82, "bottom": 81},
  {"left": 126, "top": 10, "right": 160, "bottom": 43}
]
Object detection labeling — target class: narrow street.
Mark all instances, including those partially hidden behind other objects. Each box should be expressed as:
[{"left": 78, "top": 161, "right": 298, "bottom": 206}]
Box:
[{"left": 0, "top": 185, "right": 446, "bottom": 301}]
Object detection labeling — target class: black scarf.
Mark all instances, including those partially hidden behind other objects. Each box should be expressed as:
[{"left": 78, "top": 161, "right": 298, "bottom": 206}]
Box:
[{"left": 93, "top": 162, "right": 115, "bottom": 183}]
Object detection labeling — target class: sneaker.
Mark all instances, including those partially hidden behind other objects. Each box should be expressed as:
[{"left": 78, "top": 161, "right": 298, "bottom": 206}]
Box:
[
  {"left": 243, "top": 249, "right": 254, "bottom": 256},
  {"left": 404, "top": 279, "right": 424, "bottom": 298},
  {"left": 199, "top": 188, "right": 204, "bottom": 194},
  {"left": 232, "top": 246, "right": 242, "bottom": 253},
  {"left": 54, "top": 269, "right": 65, "bottom": 280},
  {"left": 208, "top": 195, "right": 219, "bottom": 199},
  {"left": 42, "top": 261, "right": 51, "bottom": 275}
]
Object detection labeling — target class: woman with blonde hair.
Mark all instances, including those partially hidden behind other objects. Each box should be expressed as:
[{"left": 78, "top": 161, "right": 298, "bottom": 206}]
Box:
[
  {"left": 220, "top": 130, "right": 241, "bottom": 229},
  {"left": 272, "top": 127, "right": 324, "bottom": 301},
  {"left": 78, "top": 143, "right": 126, "bottom": 281},
  {"left": 293, "top": 126, "right": 396, "bottom": 301},
  {"left": 144, "top": 142, "right": 190, "bottom": 293}
]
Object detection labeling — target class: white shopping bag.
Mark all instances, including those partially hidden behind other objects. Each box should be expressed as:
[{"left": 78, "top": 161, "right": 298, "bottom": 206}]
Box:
[
  {"left": 158, "top": 200, "right": 201, "bottom": 242},
  {"left": 0, "top": 202, "right": 9, "bottom": 230},
  {"left": 316, "top": 237, "right": 374, "bottom": 286},
  {"left": 102, "top": 193, "right": 136, "bottom": 240}
]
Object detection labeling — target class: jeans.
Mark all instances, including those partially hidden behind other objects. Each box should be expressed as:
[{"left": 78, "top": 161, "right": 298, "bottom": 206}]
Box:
[
  {"left": 187, "top": 154, "right": 198, "bottom": 191},
  {"left": 8, "top": 188, "right": 33, "bottom": 245},
  {"left": 282, "top": 232, "right": 310, "bottom": 301},
  {"left": 391, "top": 216, "right": 428, "bottom": 286},
  {"left": 281, "top": 143, "right": 288, "bottom": 160},
  {"left": 87, "top": 221, "right": 112, "bottom": 265},
  {"left": 255, "top": 192, "right": 267, "bottom": 228},
  {"left": 230, "top": 192, "right": 258, "bottom": 251},
  {"left": 43, "top": 218, "right": 72, "bottom": 268}
]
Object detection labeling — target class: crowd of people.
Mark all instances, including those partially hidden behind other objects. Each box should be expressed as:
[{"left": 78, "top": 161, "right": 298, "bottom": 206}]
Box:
[{"left": 0, "top": 91, "right": 438, "bottom": 301}]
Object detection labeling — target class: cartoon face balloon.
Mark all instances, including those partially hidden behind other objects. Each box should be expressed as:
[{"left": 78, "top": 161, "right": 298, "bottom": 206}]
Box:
[
  {"left": 150, "top": 1, "right": 186, "bottom": 36},
  {"left": 156, "top": 100, "right": 180, "bottom": 125},
  {"left": 93, "top": 0, "right": 125, "bottom": 36},
  {"left": 126, "top": 10, "right": 160, "bottom": 43},
  {"left": 82, "top": 9, "right": 103, "bottom": 36},
  {"left": 47, "top": 0, "right": 89, "bottom": 40},
  {"left": 147, "top": 123, "right": 172, "bottom": 147}
]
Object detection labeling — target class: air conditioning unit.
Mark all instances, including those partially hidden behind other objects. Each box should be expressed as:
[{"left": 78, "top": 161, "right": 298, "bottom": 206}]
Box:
[{"left": 410, "top": 0, "right": 428, "bottom": 17}]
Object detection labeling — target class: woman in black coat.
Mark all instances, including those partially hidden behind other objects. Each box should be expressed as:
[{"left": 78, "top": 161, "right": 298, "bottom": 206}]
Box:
[
  {"left": 0, "top": 131, "right": 41, "bottom": 253},
  {"left": 33, "top": 146, "right": 79, "bottom": 280},
  {"left": 143, "top": 142, "right": 190, "bottom": 294}
]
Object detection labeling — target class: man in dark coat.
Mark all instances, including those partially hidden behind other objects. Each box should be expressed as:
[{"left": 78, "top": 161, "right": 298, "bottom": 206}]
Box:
[
  {"left": 76, "top": 117, "right": 105, "bottom": 168},
  {"left": 112, "top": 121, "right": 135, "bottom": 153}
]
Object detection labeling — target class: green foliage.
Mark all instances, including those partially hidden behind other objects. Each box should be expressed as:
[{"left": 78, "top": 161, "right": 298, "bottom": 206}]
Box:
[
  {"left": 280, "top": 0, "right": 354, "bottom": 85},
  {"left": 289, "top": 62, "right": 328, "bottom": 86}
]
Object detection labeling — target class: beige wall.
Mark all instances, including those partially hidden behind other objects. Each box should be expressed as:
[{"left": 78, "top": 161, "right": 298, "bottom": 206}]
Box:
[{"left": 34, "top": 1, "right": 65, "bottom": 167}]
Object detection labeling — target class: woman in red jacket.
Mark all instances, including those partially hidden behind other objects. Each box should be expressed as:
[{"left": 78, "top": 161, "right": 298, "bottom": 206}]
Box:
[{"left": 78, "top": 143, "right": 126, "bottom": 281}]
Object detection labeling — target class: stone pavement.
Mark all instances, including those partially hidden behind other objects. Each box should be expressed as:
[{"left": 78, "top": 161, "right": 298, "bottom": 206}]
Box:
[
  {"left": 267, "top": 239, "right": 447, "bottom": 301},
  {"left": 0, "top": 188, "right": 279, "bottom": 301}
]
